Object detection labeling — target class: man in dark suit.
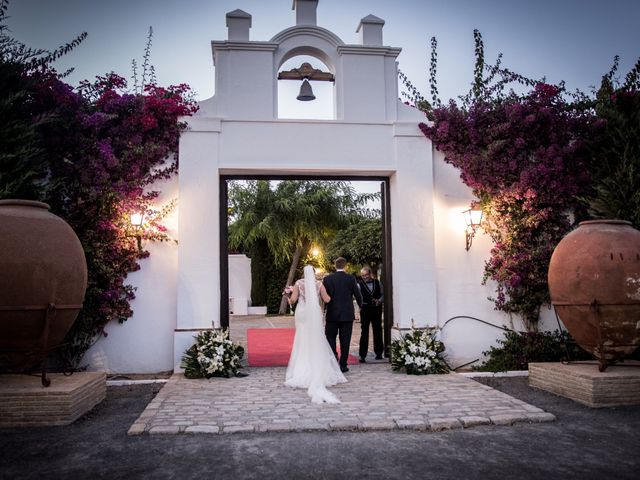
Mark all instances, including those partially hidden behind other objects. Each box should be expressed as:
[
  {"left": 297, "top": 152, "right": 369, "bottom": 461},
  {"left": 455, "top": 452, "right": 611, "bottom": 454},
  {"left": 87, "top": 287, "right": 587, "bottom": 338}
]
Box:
[
  {"left": 357, "top": 266, "right": 384, "bottom": 362},
  {"left": 323, "top": 257, "right": 363, "bottom": 372}
]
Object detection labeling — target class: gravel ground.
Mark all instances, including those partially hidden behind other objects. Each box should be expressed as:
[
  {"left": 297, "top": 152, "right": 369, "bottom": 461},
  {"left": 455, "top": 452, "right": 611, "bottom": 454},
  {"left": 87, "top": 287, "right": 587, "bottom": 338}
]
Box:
[{"left": 0, "top": 376, "right": 638, "bottom": 480}]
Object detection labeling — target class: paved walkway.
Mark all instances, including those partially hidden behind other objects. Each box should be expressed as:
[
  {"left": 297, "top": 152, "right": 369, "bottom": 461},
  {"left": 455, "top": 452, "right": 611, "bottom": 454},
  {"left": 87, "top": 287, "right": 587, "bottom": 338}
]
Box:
[{"left": 128, "top": 364, "right": 555, "bottom": 435}]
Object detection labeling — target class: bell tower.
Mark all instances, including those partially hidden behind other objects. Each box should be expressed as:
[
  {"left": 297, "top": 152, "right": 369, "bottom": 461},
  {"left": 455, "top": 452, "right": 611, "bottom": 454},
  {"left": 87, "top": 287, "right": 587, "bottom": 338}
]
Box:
[
  {"left": 208, "top": 0, "right": 403, "bottom": 122},
  {"left": 176, "top": 0, "right": 434, "bottom": 370}
]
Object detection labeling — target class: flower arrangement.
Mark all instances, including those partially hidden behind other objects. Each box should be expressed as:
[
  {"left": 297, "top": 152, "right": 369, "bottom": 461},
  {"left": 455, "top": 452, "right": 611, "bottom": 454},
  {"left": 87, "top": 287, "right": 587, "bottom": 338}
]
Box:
[
  {"left": 181, "top": 330, "right": 245, "bottom": 378},
  {"left": 390, "top": 326, "right": 449, "bottom": 375}
]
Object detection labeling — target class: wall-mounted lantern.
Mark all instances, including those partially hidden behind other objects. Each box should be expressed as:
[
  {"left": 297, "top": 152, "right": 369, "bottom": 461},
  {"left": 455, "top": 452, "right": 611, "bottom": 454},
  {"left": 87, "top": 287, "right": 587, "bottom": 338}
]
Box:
[
  {"left": 129, "top": 212, "right": 144, "bottom": 251},
  {"left": 462, "top": 204, "right": 483, "bottom": 251},
  {"left": 278, "top": 62, "right": 335, "bottom": 102}
]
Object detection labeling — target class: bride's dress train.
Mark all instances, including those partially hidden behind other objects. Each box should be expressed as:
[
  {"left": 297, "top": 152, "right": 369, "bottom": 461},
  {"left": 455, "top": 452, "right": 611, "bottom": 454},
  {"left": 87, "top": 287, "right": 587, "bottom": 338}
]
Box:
[{"left": 285, "top": 266, "right": 346, "bottom": 404}]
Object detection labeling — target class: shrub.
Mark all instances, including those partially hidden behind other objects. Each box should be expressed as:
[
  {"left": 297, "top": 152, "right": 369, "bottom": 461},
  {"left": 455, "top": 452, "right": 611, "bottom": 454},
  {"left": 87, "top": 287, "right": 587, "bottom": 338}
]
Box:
[{"left": 474, "top": 330, "right": 593, "bottom": 372}]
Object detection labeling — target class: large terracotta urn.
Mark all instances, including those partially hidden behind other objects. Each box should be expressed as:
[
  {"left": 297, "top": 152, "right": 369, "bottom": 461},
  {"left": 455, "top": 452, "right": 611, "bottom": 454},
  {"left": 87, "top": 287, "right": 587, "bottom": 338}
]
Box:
[
  {"left": 548, "top": 219, "right": 640, "bottom": 370},
  {"left": 0, "top": 200, "right": 87, "bottom": 382}
]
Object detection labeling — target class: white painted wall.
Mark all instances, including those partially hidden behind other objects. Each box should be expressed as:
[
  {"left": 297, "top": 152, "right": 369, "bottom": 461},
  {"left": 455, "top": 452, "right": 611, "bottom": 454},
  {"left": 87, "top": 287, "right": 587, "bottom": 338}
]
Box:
[
  {"left": 431, "top": 149, "right": 566, "bottom": 368},
  {"left": 229, "top": 254, "right": 251, "bottom": 314},
  {"left": 84, "top": 175, "right": 178, "bottom": 374},
  {"left": 389, "top": 122, "right": 438, "bottom": 329}
]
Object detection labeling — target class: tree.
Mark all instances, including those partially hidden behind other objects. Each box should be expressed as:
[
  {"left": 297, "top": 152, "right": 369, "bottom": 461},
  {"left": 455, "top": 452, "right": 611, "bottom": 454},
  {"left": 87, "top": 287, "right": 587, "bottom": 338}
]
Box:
[
  {"left": 583, "top": 59, "right": 640, "bottom": 228},
  {"left": 326, "top": 215, "right": 382, "bottom": 272},
  {"left": 0, "top": 0, "right": 87, "bottom": 200},
  {"left": 227, "top": 181, "right": 274, "bottom": 308},
  {"left": 228, "top": 180, "right": 376, "bottom": 314}
]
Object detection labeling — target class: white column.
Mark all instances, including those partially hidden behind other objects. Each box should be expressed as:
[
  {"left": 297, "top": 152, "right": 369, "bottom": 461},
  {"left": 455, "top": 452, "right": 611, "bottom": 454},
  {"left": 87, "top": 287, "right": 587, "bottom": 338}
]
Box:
[
  {"left": 174, "top": 117, "right": 222, "bottom": 369},
  {"left": 226, "top": 9, "right": 251, "bottom": 42},
  {"left": 293, "top": 0, "right": 318, "bottom": 26},
  {"left": 356, "top": 14, "right": 385, "bottom": 46},
  {"left": 390, "top": 123, "right": 438, "bottom": 329}
]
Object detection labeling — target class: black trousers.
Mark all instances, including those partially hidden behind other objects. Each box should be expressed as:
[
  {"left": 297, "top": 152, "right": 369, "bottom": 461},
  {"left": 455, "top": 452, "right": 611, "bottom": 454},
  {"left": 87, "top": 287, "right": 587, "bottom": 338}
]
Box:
[
  {"left": 325, "top": 321, "right": 353, "bottom": 368},
  {"left": 359, "top": 305, "right": 384, "bottom": 359}
]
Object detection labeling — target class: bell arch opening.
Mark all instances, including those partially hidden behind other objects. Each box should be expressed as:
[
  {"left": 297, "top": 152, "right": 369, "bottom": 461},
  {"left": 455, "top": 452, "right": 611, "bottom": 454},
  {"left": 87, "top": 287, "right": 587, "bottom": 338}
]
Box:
[{"left": 277, "top": 55, "right": 335, "bottom": 120}]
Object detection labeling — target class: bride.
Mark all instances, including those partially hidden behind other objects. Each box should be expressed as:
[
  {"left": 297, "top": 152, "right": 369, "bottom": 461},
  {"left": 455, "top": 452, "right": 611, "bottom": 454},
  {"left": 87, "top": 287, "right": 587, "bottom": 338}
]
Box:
[{"left": 283, "top": 265, "right": 347, "bottom": 403}]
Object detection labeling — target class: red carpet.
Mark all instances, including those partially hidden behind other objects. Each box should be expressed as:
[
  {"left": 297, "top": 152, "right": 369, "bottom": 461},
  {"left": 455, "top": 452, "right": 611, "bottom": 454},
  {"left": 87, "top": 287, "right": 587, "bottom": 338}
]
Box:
[{"left": 247, "top": 328, "right": 358, "bottom": 367}]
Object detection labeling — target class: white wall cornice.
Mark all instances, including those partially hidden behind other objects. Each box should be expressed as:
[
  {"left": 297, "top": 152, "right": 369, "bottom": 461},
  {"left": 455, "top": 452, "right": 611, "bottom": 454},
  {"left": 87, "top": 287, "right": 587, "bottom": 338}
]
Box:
[
  {"left": 393, "top": 122, "right": 425, "bottom": 137},
  {"left": 270, "top": 25, "right": 344, "bottom": 46},
  {"left": 337, "top": 45, "right": 402, "bottom": 57},
  {"left": 211, "top": 41, "right": 279, "bottom": 51},
  {"left": 183, "top": 117, "right": 222, "bottom": 132},
  {"left": 211, "top": 41, "right": 279, "bottom": 65}
]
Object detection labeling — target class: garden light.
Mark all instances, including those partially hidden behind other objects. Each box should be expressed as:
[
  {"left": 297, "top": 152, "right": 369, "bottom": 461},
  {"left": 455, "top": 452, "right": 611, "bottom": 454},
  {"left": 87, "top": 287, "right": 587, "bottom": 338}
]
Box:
[
  {"left": 129, "top": 212, "right": 144, "bottom": 250},
  {"left": 462, "top": 204, "right": 483, "bottom": 251}
]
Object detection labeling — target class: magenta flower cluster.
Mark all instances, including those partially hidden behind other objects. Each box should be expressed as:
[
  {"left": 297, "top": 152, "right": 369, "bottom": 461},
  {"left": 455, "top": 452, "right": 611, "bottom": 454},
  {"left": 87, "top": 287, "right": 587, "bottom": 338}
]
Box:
[
  {"left": 28, "top": 70, "right": 198, "bottom": 365},
  {"left": 420, "top": 84, "right": 597, "bottom": 328}
]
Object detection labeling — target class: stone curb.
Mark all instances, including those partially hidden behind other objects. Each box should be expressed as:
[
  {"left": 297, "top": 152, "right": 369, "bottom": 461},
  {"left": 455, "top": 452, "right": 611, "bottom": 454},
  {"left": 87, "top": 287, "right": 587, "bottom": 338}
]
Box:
[{"left": 130, "top": 414, "right": 554, "bottom": 436}]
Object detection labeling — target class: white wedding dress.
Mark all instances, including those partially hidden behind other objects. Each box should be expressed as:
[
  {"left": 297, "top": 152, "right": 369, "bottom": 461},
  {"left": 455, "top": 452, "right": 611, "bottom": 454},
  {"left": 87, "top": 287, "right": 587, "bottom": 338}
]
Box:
[{"left": 284, "top": 265, "right": 347, "bottom": 403}]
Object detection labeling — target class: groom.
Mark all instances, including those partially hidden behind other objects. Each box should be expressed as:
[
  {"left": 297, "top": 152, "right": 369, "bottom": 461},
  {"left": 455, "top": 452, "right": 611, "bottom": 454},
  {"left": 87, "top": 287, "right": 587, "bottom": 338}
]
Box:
[{"left": 323, "top": 257, "right": 363, "bottom": 373}]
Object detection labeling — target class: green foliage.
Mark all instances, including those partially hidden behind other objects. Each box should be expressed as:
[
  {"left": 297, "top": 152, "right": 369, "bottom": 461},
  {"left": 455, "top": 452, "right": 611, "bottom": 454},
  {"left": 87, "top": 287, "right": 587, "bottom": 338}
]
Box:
[
  {"left": 0, "top": 0, "right": 86, "bottom": 200},
  {"left": 181, "top": 330, "right": 244, "bottom": 379},
  {"left": 0, "top": 60, "right": 46, "bottom": 199},
  {"left": 325, "top": 215, "right": 382, "bottom": 270},
  {"left": 582, "top": 63, "right": 640, "bottom": 229},
  {"left": 265, "top": 261, "right": 291, "bottom": 314},
  {"left": 473, "top": 330, "right": 593, "bottom": 372},
  {"left": 228, "top": 180, "right": 377, "bottom": 313},
  {"left": 229, "top": 180, "right": 375, "bottom": 265},
  {"left": 247, "top": 239, "right": 270, "bottom": 307},
  {"left": 390, "top": 327, "right": 449, "bottom": 375}
]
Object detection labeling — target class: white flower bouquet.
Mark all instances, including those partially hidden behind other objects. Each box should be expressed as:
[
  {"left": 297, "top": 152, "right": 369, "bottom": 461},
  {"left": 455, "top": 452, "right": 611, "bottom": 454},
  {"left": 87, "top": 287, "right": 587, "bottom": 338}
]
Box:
[
  {"left": 390, "top": 326, "right": 449, "bottom": 375},
  {"left": 181, "top": 329, "right": 245, "bottom": 378}
]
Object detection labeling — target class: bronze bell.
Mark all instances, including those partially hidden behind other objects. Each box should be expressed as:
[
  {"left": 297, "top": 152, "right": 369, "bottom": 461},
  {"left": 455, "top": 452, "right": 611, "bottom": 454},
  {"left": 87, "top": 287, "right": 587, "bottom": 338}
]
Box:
[{"left": 296, "top": 79, "right": 315, "bottom": 101}]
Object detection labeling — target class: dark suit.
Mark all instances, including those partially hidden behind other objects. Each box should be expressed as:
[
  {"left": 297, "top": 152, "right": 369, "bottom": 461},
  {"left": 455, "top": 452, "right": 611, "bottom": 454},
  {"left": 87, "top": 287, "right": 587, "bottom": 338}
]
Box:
[
  {"left": 323, "top": 270, "right": 363, "bottom": 369},
  {"left": 357, "top": 277, "right": 384, "bottom": 359}
]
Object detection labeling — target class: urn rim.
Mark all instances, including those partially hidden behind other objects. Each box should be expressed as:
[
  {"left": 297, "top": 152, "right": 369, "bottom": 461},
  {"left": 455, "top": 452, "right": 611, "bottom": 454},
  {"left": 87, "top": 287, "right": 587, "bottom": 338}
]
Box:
[
  {"left": 578, "top": 219, "right": 632, "bottom": 227},
  {"left": 0, "top": 199, "right": 51, "bottom": 210}
]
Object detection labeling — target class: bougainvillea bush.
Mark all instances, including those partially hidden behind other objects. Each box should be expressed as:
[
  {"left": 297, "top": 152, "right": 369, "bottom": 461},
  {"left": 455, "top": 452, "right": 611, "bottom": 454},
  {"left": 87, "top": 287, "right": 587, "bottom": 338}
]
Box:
[
  {"left": 1, "top": 1, "right": 198, "bottom": 367},
  {"left": 39, "top": 72, "right": 198, "bottom": 366},
  {"left": 421, "top": 84, "right": 596, "bottom": 329},
  {"left": 410, "top": 30, "right": 639, "bottom": 331}
]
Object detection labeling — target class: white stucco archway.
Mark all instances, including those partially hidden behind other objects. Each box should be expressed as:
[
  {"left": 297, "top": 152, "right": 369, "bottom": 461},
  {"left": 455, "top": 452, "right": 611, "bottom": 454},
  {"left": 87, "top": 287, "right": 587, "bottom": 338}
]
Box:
[{"left": 174, "top": 0, "right": 436, "bottom": 367}]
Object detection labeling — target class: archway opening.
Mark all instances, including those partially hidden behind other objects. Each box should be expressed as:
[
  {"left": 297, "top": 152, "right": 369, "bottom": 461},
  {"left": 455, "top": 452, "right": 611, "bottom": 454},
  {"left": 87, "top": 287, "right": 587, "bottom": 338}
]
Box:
[
  {"left": 277, "top": 55, "right": 335, "bottom": 120},
  {"left": 220, "top": 175, "right": 393, "bottom": 365}
]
